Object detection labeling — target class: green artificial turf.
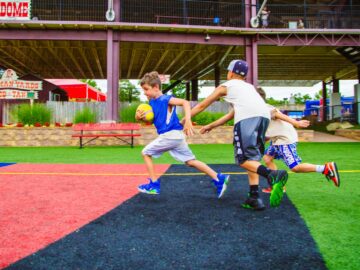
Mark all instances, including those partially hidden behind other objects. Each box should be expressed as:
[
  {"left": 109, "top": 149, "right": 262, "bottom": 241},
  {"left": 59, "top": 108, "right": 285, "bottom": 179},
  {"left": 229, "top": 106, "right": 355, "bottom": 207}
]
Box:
[{"left": 0, "top": 142, "right": 359, "bottom": 270}]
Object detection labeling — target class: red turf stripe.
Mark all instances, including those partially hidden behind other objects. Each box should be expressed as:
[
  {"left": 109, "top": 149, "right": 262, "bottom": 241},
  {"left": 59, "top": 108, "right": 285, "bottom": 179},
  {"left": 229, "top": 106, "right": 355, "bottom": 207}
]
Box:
[{"left": 0, "top": 164, "right": 170, "bottom": 268}]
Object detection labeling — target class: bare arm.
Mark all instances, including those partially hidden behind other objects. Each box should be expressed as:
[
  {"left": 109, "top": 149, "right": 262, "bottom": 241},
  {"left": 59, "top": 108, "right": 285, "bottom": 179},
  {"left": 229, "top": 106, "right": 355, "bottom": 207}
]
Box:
[
  {"left": 200, "top": 109, "right": 234, "bottom": 134},
  {"left": 274, "top": 110, "right": 310, "bottom": 128},
  {"left": 169, "top": 97, "right": 194, "bottom": 136},
  {"left": 191, "top": 86, "right": 227, "bottom": 117}
]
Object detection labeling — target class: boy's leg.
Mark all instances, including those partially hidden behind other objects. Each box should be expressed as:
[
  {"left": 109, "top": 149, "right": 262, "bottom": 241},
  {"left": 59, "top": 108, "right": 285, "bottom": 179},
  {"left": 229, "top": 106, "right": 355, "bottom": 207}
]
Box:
[
  {"left": 241, "top": 160, "right": 288, "bottom": 208},
  {"left": 185, "top": 159, "right": 230, "bottom": 199},
  {"left": 234, "top": 117, "right": 287, "bottom": 208},
  {"left": 241, "top": 171, "right": 265, "bottom": 211},
  {"left": 263, "top": 154, "right": 277, "bottom": 170},
  {"left": 138, "top": 137, "right": 176, "bottom": 195}
]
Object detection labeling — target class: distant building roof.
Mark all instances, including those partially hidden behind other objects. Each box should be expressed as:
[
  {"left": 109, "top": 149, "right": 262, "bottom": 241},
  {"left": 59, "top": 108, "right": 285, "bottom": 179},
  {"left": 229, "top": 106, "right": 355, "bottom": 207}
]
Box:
[{"left": 46, "top": 79, "right": 106, "bottom": 102}]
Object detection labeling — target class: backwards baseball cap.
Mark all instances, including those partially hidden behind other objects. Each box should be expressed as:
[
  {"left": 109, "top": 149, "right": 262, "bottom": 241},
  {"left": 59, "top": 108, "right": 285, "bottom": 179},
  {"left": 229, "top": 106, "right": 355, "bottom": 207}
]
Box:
[{"left": 227, "top": 59, "right": 248, "bottom": 76}]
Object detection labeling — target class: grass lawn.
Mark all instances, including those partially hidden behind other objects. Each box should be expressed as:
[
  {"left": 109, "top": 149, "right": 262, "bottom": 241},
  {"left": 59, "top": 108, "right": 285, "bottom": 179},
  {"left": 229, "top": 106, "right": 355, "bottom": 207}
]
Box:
[{"left": 1, "top": 142, "right": 359, "bottom": 270}]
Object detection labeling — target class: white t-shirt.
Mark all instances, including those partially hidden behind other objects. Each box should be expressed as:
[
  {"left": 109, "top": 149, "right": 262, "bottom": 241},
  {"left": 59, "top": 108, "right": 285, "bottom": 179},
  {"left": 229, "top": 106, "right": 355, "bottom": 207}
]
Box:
[
  {"left": 265, "top": 104, "right": 298, "bottom": 145},
  {"left": 221, "top": 79, "right": 270, "bottom": 124}
]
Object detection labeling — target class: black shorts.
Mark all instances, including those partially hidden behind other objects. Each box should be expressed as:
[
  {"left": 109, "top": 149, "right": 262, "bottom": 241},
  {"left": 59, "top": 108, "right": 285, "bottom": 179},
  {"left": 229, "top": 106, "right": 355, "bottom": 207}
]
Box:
[{"left": 233, "top": 117, "right": 269, "bottom": 164}]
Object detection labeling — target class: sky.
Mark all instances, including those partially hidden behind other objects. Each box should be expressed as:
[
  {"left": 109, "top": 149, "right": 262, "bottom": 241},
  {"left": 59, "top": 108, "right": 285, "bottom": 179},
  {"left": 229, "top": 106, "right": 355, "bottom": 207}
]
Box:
[{"left": 94, "top": 79, "right": 359, "bottom": 101}]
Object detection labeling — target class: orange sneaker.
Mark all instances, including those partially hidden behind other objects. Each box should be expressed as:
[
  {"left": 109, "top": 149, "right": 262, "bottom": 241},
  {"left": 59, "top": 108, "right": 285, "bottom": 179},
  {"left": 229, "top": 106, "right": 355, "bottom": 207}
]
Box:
[
  {"left": 323, "top": 162, "right": 340, "bottom": 187},
  {"left": 262, "top": 186, "right": 286, "bottom": 193}
]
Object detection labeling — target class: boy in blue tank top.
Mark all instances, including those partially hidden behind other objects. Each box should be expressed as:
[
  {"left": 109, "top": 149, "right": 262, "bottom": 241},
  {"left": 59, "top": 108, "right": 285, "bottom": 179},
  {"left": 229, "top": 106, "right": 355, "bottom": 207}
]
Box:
[{"left": 136, "top": 71, "right": 229, "bottom": 198}]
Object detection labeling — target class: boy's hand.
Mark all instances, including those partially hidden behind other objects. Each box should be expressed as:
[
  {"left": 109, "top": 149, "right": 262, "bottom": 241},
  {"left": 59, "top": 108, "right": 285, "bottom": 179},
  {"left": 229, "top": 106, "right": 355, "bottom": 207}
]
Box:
[
  {"left": 200, "top": 125, "right": 213, "bottom": 134},
  {"left": 296, "top": 120, "right": 310, "bottom": 128},
  {"left": 183, "top": 120, "right": 194, "bottom": 137},
  {"left": 135, "top": 110, "right": 145, "bottom": 121}
]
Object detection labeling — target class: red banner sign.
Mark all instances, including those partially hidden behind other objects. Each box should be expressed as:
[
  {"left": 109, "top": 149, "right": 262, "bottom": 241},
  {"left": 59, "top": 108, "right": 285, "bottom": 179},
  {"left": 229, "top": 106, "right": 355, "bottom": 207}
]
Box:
[{"left": 0, "top": 0, "right": 31, "bottom": 20}]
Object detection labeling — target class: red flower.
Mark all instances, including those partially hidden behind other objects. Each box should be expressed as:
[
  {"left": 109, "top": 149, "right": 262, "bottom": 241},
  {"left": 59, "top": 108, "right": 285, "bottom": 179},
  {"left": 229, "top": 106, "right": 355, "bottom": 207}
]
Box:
[
  {"left": 55, "top": 122, "right": 61, "bottom": 127},
  {"left": 34, "top": 122, "right": 42, "bottom": 127},
  {"left": 65, "top": 123, "right": 73, "bottom": 127},
  {"left": 16, "top": 123, "right": 24, "bottom": 127}
]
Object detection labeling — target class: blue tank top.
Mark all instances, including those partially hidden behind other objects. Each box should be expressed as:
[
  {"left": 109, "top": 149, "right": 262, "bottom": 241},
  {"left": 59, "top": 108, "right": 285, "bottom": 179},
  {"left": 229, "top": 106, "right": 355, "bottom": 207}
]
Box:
[{"left": 149, "top": 95, "right": 183, "bottom": 135}]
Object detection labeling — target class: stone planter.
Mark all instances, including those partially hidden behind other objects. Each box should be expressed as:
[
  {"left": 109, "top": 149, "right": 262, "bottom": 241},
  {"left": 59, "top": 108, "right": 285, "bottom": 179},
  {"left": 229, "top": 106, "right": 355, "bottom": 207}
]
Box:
[
  {"left": 335, "top": 129, "right": 360, "bottom": 141},
  {"left": 0, "top": 126, "right": 314, "bottom": 147}
]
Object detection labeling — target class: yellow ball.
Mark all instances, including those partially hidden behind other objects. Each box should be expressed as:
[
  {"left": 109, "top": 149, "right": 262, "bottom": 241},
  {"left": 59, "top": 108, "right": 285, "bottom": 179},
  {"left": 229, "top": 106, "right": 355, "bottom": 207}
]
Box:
[{"left": 136, "top": 103, "right": 154, "bottom": 122}]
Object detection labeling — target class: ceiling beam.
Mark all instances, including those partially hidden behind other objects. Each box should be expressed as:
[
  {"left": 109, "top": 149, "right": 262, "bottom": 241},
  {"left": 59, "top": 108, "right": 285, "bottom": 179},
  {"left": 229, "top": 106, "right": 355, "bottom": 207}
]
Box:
[
  {"left": 78, "top": 47, "right": 95, "bottom": 79},
  {"left": 163, "top": 49, "right": 186, "bottom": 74},
  {"left": 180, "top": 51, "right": 217, "bottom": 80},
  {"left": 65, "top": 46, "right": 86, "bottom": 78},
  {"left": 137, "top": 47, "right": 153, "bottom": 79},
  {"left": 91, "top": 44, "right": 104, "bottom": 78},
  {"left": 126, "top": 47, "right": 136, "bottom": 79},
  {"left": 0, "top": 47, "right": 30, "bottom": 73},
  {"left": 47, "top": 41, "right": 76, "bottom": 78},
  {"left": 172, "top": 47, "right": 201, "bottom": 77}
]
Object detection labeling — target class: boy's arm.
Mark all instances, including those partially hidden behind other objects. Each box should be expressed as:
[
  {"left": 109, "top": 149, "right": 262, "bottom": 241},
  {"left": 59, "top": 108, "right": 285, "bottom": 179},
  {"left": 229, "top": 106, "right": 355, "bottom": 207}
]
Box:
[
  {"left": 273, "top": 110, "right": 310, "bottom": 128},
  {"left": 200, "top": 109, "right": 234, "bottom": 134},
  {"left": 169, "top": 97, "right": 194, "bottom": 136},
  {"left": 191, "top": 85, "right": 227, "bottom": 117}
]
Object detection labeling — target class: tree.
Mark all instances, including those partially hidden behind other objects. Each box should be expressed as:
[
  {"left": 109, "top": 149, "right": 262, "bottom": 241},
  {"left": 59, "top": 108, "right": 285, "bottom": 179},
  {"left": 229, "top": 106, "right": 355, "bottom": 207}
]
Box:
[
  {"left": 119, "top": 80, "right": 140, "bottom": 102},
  {"left": 162, "top": 81, "right": 186, "bottom": 99},
  {"left": 292, "top": 92, "right": 312, "bottom": 104},
  {"left": 80, "top": 79, "right": 102, "bottom": 91}
]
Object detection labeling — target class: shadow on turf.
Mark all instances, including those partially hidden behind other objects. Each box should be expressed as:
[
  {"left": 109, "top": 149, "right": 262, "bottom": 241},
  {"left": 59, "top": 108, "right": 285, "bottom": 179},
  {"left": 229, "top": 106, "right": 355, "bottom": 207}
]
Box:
[{"left": 7, "top": 164, "right": 326, "bottom": 270}]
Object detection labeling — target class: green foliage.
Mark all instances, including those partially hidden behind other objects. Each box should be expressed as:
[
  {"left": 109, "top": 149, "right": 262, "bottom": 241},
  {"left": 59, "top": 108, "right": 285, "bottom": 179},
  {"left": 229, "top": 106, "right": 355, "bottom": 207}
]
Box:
[
  {"left": 73, "top": 107, "right": 97, "bottom": 124},
  {"left": 162, "top": 80, "right": 186, "bottom": 99},
  {"left": 119, "top": 80, "right": 141, "bottom": 102},
  {"left": 292, "top": 92, "right": 312, "bottom": 104},
  {"left": 266, "top": 97, "right": 286, "bottom": 106},
  {"left": 119, "top": 102, "right": 141, "bottom": 123},
  {"left": 15, "top": 103, "right": 52, "bottom": 125},
  {"left": 80, "top": 79, "right": 102, "bottom": 92},
  {"left": 191, "top": 111, "right": 233, "bottom": 126}
]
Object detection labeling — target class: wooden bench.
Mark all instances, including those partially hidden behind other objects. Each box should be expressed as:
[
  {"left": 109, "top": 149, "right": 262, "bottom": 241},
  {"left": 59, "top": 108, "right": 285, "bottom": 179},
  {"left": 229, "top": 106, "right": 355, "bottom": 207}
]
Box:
[{"left": 72, "top": 123, "right": 141, "bottom": 148}]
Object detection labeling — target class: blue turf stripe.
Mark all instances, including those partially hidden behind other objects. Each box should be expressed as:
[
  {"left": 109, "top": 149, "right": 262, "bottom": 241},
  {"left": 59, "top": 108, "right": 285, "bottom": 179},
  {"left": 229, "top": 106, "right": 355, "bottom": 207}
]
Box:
[{"left": 0, "top": 163, "right": 16, "bottom": 167}]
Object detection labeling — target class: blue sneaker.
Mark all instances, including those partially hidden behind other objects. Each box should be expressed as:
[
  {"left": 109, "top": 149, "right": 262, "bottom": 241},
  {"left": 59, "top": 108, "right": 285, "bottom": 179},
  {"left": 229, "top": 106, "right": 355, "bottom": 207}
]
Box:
[
  {"left": 212, "top": 173, "right": 230, "bottom": 198},
  {"left": 138, "top": 178, "right": 160, "bottom": 195}
]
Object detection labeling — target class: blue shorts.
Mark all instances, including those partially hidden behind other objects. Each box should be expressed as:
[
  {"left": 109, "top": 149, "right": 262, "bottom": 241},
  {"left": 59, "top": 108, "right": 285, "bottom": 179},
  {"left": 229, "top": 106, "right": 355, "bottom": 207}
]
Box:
[{"left": 265, "top": 143, "right": 302, "bottom": 169}]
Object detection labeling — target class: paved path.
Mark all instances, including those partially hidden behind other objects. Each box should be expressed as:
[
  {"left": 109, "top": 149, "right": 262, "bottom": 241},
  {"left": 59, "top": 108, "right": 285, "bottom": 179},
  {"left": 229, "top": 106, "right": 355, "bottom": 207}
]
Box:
[{"left": 310, "top": 131, "right": 358, "bottom": 142}]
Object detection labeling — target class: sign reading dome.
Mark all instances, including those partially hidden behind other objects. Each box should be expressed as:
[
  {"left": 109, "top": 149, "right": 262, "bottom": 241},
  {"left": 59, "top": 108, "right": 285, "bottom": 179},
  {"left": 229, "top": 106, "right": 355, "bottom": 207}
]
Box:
[{"left": 0, "top": 0, "right": 31, "bottom": 20}]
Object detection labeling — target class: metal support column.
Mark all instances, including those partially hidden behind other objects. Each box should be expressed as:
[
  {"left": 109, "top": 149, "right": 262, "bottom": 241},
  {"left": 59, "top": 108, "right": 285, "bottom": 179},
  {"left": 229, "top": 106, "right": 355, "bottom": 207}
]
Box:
[
  {"left": 244, "top": 0, "right": 257, "bottom": 28},
  {"left": 106, "top": 30, "right": 120, "bottom": 122},
  {"left": 245, "top": 36, "right": 258, "bottom": 86},
  {"left": 215, "top": 65, "right": 220, "bottom": 87},
  {"left": 186, "top": 81, "right": 190, "bottom": 100},
  {"left": 191, "top": 79, "right": 198, "bottom": 101},
  {"left": 322, "top": 81, "right": 327, "bottom": 122}
]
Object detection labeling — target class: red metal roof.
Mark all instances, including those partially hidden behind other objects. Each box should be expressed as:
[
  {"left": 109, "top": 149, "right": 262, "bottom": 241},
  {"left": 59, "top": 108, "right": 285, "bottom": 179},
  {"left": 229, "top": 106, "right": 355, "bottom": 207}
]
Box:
[{"left": 45, "top": 79, "right": 106, "bottom": 102}]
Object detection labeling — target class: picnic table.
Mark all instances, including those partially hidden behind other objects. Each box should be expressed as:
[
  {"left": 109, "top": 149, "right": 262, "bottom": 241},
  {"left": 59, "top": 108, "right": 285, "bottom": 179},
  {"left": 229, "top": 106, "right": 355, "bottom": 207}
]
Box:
[{"left": 72, "top": 123, "right": 141, "bottom": 148}]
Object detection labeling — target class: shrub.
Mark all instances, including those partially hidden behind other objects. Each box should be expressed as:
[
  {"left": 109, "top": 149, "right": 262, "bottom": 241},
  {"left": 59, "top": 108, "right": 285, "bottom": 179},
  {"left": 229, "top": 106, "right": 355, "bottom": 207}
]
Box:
[
  {"left": 119, "top": 102, "right": 140, "bottom": 123},
  {"left": 16, "top": 103, "right": 52, "bottom": 126},
  {"left": 192, "top": 111, "right": 233, "bottom": 126},
  {"left": 73, "top": 107, "right": 97, "bottom": 124}
]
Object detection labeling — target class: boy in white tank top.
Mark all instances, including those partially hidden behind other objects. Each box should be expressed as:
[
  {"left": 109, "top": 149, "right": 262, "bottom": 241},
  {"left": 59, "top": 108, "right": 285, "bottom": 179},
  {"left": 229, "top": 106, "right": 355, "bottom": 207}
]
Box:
[{"left": 191, "top": 60, "right": 288, "bottom": 210}]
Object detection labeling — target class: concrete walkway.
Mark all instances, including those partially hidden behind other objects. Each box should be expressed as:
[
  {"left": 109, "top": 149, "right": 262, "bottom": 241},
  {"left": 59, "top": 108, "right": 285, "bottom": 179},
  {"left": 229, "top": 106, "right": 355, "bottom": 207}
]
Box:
[{"left": 309, "top": 131, "right": 359, "bottom": 142}]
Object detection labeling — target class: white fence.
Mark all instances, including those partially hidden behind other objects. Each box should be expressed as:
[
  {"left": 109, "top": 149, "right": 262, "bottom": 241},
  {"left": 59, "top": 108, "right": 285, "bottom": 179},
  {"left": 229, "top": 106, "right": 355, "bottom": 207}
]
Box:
[{"left": 2, "top": 101, "right": 231, "bottom": 124}]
